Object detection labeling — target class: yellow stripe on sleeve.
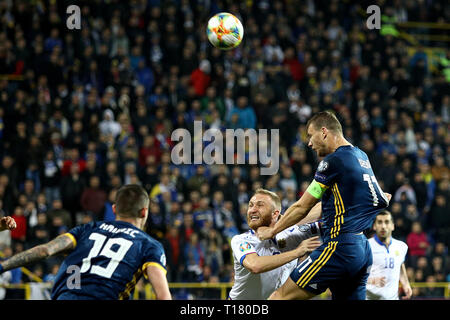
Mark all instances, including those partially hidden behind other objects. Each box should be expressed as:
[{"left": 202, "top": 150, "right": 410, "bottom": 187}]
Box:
[
  {"left": 63, "top": 233, "right": 77, "bottom": 248},
  {"left": 142, "top": 261, "right": 167, "bottom": 279}
]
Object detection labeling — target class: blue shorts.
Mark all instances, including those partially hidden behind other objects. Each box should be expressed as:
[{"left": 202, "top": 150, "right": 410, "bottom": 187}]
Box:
[{"left": 290, "top": 233, "right": 372, "bottom": 300}]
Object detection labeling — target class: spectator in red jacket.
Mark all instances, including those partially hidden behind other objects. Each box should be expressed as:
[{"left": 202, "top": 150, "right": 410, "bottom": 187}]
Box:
[
  {"left": 190, "top": 60, "right": 211, "bottom": 97},
  {"left": 10, "top": 207, "right": 26, "bottom": 243},
  {"left": 406, "top": 221, "right": 431, "bottom": 267},
  {"left": 61, "top": 148, "right": 87, "bottom": 176},
  {"left": 139, "top": 135, "right": 162, "bottom": 167},
  {"left": 80, "top": 175, "right": 107, "bottom": 220}
]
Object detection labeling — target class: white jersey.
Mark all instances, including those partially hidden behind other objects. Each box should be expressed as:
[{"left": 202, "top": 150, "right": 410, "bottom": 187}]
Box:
[
  {"left": 366, "top": 236, "right": 408, "bottom": 300},
  {"left": 229, "top": 222, "right": 321, "bottom": 300}
]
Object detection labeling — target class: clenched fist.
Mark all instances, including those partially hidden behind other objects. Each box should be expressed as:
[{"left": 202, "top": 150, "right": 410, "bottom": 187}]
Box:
[{"left": 0, "top": 216, "right": 17, "bottom": 232}]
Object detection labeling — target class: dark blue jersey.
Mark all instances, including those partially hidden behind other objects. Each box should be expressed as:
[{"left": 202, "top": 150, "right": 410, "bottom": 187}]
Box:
[
  {"left": 51, "top": 220, "right": 167, "bottom": 300},
  {"left": 314, "top": 145, "right": 388, "bottom": 242}
]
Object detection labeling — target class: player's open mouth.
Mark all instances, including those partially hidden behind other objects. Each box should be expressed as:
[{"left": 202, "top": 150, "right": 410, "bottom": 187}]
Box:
[{"left": 249, "top": 215, "right": 260, "bottom": 221}]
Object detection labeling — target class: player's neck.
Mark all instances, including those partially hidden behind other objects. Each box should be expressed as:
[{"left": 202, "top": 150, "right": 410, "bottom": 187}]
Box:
[
  {"left": 378, "top": 235, "right": 392, "bottom": 247},
  {"left": 331, "top": 135, "right": 352, "bottom": 152},
  {"left": 116, "top": 216, "right": 144, "bottom": 230}
]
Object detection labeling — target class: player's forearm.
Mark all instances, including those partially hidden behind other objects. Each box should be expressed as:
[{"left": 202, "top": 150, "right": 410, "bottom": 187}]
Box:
[
  {"left": 297, "top": 202, "right": 322, "bottom": 225},
  {"left": 0, "top": 235, "right": 73, "bottom": 272},
  {"left": 399, "top": 264, "right": 410, "bottom": 288},
  {"left": 247, "top": 250, "right": 302, "bottom": 274},
  {"left": 0, "top": 244, "right": 50, "bottom": 272},
  {"left": 274, "top": 202, "right": 310, "bottom": 234}
]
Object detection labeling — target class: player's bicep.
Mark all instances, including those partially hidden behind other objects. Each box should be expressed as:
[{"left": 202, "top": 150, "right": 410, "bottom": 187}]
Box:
[
  {"left": 241, "top": 252, "right": 259, "bottom": 269},
  {"left": 146, "top": 265, "right": 171, "bottom": 300},
  {"left": 231, "top": 237, "right": 257, "bottom": 266}
]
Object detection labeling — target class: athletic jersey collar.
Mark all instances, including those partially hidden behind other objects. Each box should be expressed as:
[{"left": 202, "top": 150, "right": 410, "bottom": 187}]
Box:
[
  {"left": 249, "top": 229, "right": 277, "bottom": 244},
  {"left": 336, "top": 145, "right": 354, "bottom": 151},
  {"left": 374, "top": 234, "right": 392, "bottom": 252},
  {"left": 112, "top": 220, "right": 141, "bottom": 231}
]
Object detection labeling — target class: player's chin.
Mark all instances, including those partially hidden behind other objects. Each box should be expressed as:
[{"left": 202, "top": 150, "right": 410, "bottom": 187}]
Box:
[{"left": 248, "top": 220, "right": 262, "bottom": 230}]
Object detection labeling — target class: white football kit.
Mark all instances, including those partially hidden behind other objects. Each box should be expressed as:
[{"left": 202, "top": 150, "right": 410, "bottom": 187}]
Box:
[
  {"left": 366, "top": 235, "right": 408, "bottom": 300},
  {"left": 229, "top": 222, "right": 321, "bottom": 300}
]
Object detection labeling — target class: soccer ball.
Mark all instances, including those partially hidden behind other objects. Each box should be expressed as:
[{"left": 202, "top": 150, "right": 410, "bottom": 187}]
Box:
[{"left": 206, "top": 12, "right": 244, "bottom": 50}]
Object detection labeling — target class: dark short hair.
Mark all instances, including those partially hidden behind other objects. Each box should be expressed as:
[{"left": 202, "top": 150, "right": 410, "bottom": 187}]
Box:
[
  {"left": 115, "top": 184, "right": 149, "bottom": 218},
  {"left": 375, "top": 210, "right": 393, "bottom": 222},
  {"left": 306, "top": 111, "right": 343, "bottom": 135}
]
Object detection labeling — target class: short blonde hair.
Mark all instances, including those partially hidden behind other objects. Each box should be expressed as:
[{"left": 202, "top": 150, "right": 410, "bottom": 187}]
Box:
[{"left": 254, "top": 188, "right": 281, "bottom": 212}]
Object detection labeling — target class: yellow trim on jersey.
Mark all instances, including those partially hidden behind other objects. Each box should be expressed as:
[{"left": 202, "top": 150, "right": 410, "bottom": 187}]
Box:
[
  {"left": 317, "top": 181, "right": 329, "bottom": 190},
  {"left": 63, "top": 233, "right": 77, "bottom": 248},
  {"left": 330, "top": 184, "right": 345, "bottom": 239},
  {"left": 299, "top": 241, "right": 338, "bottom": 288},
  {"left": 330, "top": 187, "right": 340, "bottom": 237},
  {"left": 296, "top": 241, "right": 338, "bottom": 288},
  {"left": 119, "top": 268, "right": 142, "bottom": 300},
  {"left": 142, "top": 261, "right": 167, "bottom": 279}
]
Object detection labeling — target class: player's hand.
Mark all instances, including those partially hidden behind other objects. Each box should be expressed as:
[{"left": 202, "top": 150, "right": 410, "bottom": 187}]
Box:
[
  {"left": 256, "top": 226, "right": 275, "bottom": 240},
  {"left": 401, "top": 285, "right": 413, "bottom": 299},
  {"left": 297, "top": 236, "right": 321, "bottom": 257},
  {"left": 0, "top": 216, "right": 17, "bottom": 232},
  {"left": 373, "top": 276, "right": 386, "bottom": 287}
]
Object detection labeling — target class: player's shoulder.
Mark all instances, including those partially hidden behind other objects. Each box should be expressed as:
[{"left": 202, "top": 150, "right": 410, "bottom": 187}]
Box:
[
  {"left": 368, "top": 236, "right": 377, "bottom": 246},
  {"left": 231, "top": 230, "right": 257, "bottom": 246},
  {"left": 317, "top": 150, "right": 345, "bottom": 172},
  {"left": 68, "top": 220, "right": 96, "bottom": 235},
  {"left": 391, "top": 237, "right": 408, "bottom": 250},
  {"left": 232, "top": 230, "right": 256, "bottom": 241}
]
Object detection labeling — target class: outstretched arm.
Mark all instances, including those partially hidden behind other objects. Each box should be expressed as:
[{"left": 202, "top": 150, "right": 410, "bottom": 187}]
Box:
[
  {"left": 0, "top": 234, "right": 75, "bottom": 273},
  {"left": 243, "top": 236, "right": 321, "bottom": 274},
  {"left": 297, "top": 202, "right": 322, "bottom": 225},
  {"left": 257, "top": 183, "right": 322, "bottom": 240}
]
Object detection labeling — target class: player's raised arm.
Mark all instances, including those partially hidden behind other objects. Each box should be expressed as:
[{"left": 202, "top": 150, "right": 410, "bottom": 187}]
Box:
[
  {"left": 145, "top": 264, "right": 172, "bottom": 300},
  {"left": 297, "top": 202, "right": 322, "bottom": 225},
  {"left": 257, "top": 180, "right": 324, "bottom": 240},
  {"left": 0, "top": 234, "right": 75, "bottom": 273}
]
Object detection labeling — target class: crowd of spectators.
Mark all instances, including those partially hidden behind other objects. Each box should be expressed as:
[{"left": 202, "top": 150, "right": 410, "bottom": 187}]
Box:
[{"left": 0, "top": 0, "right": 449, "bottom": 299}]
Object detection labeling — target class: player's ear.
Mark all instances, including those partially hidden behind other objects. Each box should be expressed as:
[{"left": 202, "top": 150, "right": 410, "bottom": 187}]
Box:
[
  {"left": 321, "top": 127, "right": 328, "bottom": 139},
  {"left": 272, "top": 210, "right": 281, "bottom": 222},
  {"left": 112, "top": 204, "right": 117, "bottom": 216},
  {"left": 140, "top": 208, "right": 147, "bottom": 218}
]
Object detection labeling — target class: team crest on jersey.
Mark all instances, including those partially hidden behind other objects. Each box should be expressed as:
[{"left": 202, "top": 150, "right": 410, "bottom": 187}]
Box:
[
  {"left": 317, "top": 161, "right": 328, "bottom": 172},
  {"left": 395, "top": 250, "right": 399, "bottom": 257},
  {"left": 239, "top": 242, "right": 252, "bottom": 252}
]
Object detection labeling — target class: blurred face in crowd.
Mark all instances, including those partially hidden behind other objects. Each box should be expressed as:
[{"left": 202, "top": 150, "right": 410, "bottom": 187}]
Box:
[
  {"left": 373, "top": 212, "right": 394, "bottom": 242},
  {"left": 246, "top": 193, "right": 279, "bottom": 230}
]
